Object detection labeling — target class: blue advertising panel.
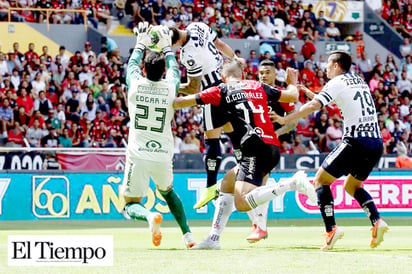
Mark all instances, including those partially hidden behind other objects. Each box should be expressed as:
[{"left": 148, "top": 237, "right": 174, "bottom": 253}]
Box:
[{"left": 0, "top": 170, "right": 412, "bottom": 221}]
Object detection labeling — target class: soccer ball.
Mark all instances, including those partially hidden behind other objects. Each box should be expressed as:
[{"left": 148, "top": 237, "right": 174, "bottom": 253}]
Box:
[{"left": 147, "top": 26, "right": 163, "bottom": 53}]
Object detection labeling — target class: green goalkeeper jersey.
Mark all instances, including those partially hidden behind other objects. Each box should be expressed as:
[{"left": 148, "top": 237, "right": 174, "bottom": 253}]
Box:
[{"left": 126, "top": 48, "right": 180, "bottom": 162}]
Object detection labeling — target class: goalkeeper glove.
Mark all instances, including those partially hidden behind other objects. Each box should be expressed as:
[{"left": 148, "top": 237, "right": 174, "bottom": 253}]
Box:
[{"left": 133, "top": 21, "right": 152, "bottom": 50}]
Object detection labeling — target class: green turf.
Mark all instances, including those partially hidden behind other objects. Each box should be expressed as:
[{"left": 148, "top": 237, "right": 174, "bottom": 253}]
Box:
[{"left": 1, "top": 222, "right": 412, "bottom": 274}]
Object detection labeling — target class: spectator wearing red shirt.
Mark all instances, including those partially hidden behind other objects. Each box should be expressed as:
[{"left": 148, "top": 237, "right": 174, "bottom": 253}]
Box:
[
  {"left": 69, "top": 51, "right": 84, "bottom": 69},
  {"left": 61, "top": 71, "right": 80, "bottom": 103},
  {"left": 91, "top": 120, "right": 108, "bottom": 147},
  {"left": 6, "top": 121, "right": 24, "bottom": 147},
  {"left": 14, "top": 105, "right": 30, "bottom": 132},
  {"left": 28, "top": 111, "right": 46, "bottom": 129},
  {"left": 24, "top": 42, "right": 39, "bottom": 69},
  {"left": 16, "top": 87, "right": 34, "bottom": 116},
  {"left": 40, "top": 45, "right": 53, "bottom": 68},
  {"left": 109, "top": 98, "right": 127, "bottom": 124},
  {"left": 301, "top": 35, "right": 316, "bottom": 61},
  {"left": 244, "top": 60, "right": 258, "bottom": 80},
  {"left": 280, "top": 140, "right": 293, "bottom": 154},
  {"left": 300, "top": 59, "right": 316, "bottom": 88},
  {"left": 93, "top": 109, "right": 108, "bottom": 126},
  {"left": 281, "top": 31, "right": 296, "bottom": 60},
  {"left": 92, "top": 0, "right": 112, "bottom": 33}
]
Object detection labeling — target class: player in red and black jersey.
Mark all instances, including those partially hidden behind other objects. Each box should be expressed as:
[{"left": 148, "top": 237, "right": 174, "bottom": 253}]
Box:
[
  {"left": 174, "top": 61, "right": 317, "bottom": 249},
  {"left": 244, "top": 59, "right": 299, "bottom": 244}
]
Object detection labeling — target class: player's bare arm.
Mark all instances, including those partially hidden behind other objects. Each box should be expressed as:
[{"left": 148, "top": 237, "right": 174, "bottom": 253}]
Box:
[
  {"left": 214, "top": 38, "right": 236, "bottom": 60},
  {"left": 173, "top": 94, "right": 197, "bottom": 109},
  {"left": 278, "top": 68, "right": 299, "bottom": 103},
  {"left": 297, "top": 84, "right": 315, "bottom": 99},
  {"left": 274, "top": 99, "right": 322, "bottom": 125},
  {"left": 179, "top": 75, "right": 202, "bottom": 95},
  {"left": 215, "top": 38, "right": 246, "bottom": 67}
]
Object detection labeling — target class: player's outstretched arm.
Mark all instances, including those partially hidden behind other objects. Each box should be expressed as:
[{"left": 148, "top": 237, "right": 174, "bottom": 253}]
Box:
[
  {"left": 297, "top": 84, "right": 315, "bottom": 99},
  {"left": 126, "top": 22, "right": 152, "bottom": 86},
  {"left": 157, "top": 25, "right": 181, "bottom": 92},
  {"left": 179, "top": 76, "right": 202, "bottom": 95},
  {"left": 274, "top": 99, "right": 322, "bottom": 125},
  {"left": 173, "top": 94, "right": 198, "bottom": 109},
  {"left": 214, "top": 38, "right": 236, "bottom": 60},
  {"left": 279, "top": 68, "right": 299, "bottom": 103}
]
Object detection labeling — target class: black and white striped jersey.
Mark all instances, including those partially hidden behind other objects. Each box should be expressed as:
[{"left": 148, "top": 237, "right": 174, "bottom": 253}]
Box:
[
  {"left": 179, "top": 22, "right": 224, "bottom": 89},
  {"left": 314, "top": 71, "right": 381, "bottom": 139}
]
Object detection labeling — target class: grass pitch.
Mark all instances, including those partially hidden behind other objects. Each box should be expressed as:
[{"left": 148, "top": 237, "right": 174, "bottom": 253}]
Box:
[{"left": 1, "top": 220, "right": 412, "bottom": 274}]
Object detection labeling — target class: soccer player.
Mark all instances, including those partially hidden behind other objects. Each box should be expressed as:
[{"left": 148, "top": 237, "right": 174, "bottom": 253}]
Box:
[
  {"left": 173, "top": 60, "right": 317, "bottom": 249},
  {"left": 170, "top": 22, "right": 242, "bottom": 209},
  {"left": 245, "top": 60, "right": 300, "bottom": 244},
  {"left": 121, "top": 22, "right": 195, "bottom": 248},
  {"left": 274, "top": 50, "right": 389, "bottom": 250}
]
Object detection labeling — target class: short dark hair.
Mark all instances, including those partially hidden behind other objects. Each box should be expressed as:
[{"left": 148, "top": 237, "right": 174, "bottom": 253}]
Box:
[
  {"left": 144, "top": 51, "right": 165, "bottom": 81},
  {"left": 258, "top": 59, "right": 276, "bottom": 68},
  {"left": 170, "top": 27, "right": 180, "bottom": 45},
  {"left": 329, "top": 50, "right": 351, "bottom": 72}
]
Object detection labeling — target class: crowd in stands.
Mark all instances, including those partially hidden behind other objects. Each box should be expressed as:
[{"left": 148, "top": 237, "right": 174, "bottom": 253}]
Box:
[{"left": 1, "top": 0, "right": 412, "bottom": 156}]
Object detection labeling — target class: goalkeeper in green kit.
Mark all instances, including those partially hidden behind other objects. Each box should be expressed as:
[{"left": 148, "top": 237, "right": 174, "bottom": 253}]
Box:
[{"left": 120, "top": 22, "right": 195, "bottom": 248}]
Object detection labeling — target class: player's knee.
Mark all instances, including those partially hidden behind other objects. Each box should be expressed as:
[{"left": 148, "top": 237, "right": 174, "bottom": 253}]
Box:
[
  {"left": 234, "top": 195, "right": 251, "bottom": 212},
  {"left": 157, "top": 184, "right": 173, "bottom": 195}
]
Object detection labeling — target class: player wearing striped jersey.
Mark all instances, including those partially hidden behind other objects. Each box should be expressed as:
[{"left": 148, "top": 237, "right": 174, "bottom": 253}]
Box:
[
  {"left": 170, "top": 22, "right": 243, "bottom": 209},
  {"left": 274, "top": 50, "right": 388, "bottom": 250},
  {"left": 174, "top": 61, "right": 316, "bottom": 249},
  {"left": 245, "top": 59, "right": 301, "bottom": 244},
  {"left": 121, "top": 22, "right": 195, "bottom": 248}
]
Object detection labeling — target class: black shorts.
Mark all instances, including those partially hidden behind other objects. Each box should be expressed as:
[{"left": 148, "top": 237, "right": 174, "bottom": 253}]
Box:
[
  {"left": 237, "top": 134, "right": 280, "bottom": 187},
  {"left": 322, "top": 137, "right": 383, "bottom": 181},
  {"left": 203, "top": 104, "right": 230, "bottom": 131}
]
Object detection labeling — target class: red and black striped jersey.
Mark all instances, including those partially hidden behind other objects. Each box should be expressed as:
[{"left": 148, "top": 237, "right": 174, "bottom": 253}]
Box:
[{"left": 195, "top": 80, "right": 282, "bottom": 146}]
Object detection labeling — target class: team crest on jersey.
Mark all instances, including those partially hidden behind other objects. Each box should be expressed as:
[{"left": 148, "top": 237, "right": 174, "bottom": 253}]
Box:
[
  {"left": 146, "top": 140, "right": 162, "bottom": 149},
  {"left": 187, "top": 59, "right": 195, "bottom": 67}
]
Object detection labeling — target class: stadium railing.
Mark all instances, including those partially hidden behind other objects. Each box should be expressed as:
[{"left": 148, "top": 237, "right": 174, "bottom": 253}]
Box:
[{"left": 7, "top": 7, "right": 89, "bottom": 31}]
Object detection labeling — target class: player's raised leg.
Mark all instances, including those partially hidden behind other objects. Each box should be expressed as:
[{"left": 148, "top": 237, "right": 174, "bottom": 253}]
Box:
[
  {"left": 194, "top": 127, "right": 223, "bottom": 209},
  {"left": 243, "top": 170, "right": 316, "bottom": 211}
]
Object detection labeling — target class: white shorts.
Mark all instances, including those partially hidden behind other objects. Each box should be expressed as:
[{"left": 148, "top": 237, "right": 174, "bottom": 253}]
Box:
[{"left": 121, "top": 158, "right": 173, "bottom": 198}]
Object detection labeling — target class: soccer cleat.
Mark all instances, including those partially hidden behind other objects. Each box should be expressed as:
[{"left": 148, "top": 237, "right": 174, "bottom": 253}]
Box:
[
  {"left": 182, "top": 232, "right": 196, "bottom": 248},
  {"left": 246, "top": 224, "right": 268, "bottom": 243},
  {"left": 321, "top": 225, "right": 344, "bottom": 251},
  {"left": 294, "top": 170, "right": 317, "bottom": 203},
  {"left": 193, "top": 184, "right": 219, "bottom": 209},
  {"left": 191, "top": 237, "right": 221, "bottom": 250},
  {"left": 148, "top": 212, "right": 163, "bottom": 247},
  {"left": 370, "top": 219, "right": 389, "bottom": 248}
]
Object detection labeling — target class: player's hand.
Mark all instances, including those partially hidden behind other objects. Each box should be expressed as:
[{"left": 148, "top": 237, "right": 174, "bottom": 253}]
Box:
[
  {"left": 234, "top": 55, "right": 247, "bottom": 69},
  {"left": 133, "top": 21, "right": 152, "bottom": 49},
  {"left": 286, "top": 68, "right": 299, "bottom": 85},
  {"left": 297, "top": 84, "right": 315, "bottom": 100},
  {"left": 270, "top": 111, "right": 286, "bottom": 125},
  {"left": 157, "top": 25, "right": 172, "bottom": 49}
]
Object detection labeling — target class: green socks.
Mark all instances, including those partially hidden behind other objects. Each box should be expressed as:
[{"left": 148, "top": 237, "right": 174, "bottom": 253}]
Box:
[
  {"left": 159, "top": 189, "right": 191, "bottom": 234},
  {"left": 125, "top": 202, "right": 151, "bottom": 221}
]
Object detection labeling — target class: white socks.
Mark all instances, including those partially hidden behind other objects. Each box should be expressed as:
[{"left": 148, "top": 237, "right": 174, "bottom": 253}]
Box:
[
  {"left": 247, "top": 202, "right": 269, "bottom": 231},
  {"left": 209, "top": 192, "right": 234, "bottom": 241},
  {"left": 245, "top": 178, "right": 296, "bottom": 209}
]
